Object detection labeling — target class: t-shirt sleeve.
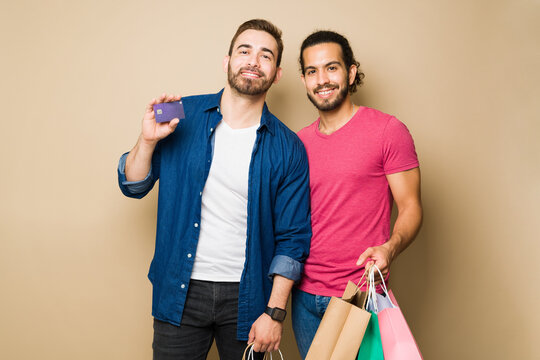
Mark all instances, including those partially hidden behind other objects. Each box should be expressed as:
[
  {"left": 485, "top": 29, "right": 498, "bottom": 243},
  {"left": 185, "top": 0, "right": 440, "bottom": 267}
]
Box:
[{"left": 382, "top": 116, "right": 419, "bottom": 175}]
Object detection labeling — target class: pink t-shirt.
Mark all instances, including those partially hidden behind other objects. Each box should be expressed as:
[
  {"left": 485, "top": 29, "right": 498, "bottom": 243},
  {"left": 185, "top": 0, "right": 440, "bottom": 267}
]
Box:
[{"left": 297, "top": 106, "right": 419, "bottom": 296}]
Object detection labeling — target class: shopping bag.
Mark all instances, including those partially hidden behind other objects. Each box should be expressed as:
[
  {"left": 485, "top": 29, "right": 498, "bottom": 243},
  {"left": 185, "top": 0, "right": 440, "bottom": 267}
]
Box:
[
  {"left": 366, "top": 292, "right": 394, "bottom": 313},
  {"left": 368, "top": 266, "right": 423, "bottom": 360},
  {"left": 356, "top": 311, "right": 384, "bottom": 360},
  {"left": 305, "top": 280, "right": 371, "bottom": 360},
  {"left": 242, "top": 343, "right": 284, "bottom": 360},
  {"left": 357, "top": 267, "right": 385, "bottom": 360}
]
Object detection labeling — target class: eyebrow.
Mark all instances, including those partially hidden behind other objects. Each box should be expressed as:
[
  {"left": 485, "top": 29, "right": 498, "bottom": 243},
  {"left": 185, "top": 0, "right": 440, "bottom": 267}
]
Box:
[
  {"left": 325, "top": 61, "right": 342, "bottom": 67},
  {"left": 236, "top": 44, "right": 275, "bottom": 58},
  {"left": 305, "top": 60, "right": 341, "bottom": 69},
  {"left": 305, "top": 60, "right": 343, "bottom": 71}
]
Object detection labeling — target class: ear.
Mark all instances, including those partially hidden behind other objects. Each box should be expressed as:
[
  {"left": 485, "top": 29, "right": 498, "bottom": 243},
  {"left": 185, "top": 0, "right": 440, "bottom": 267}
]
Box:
[
  {"left": 223, "top": 55, "right": 230, "bottom": 73},
  {"left": 273, "top": 67, "right": 283, "bottom": 84},
  {"left": 348, "top": 64, "right": 357, "bottom": 86}
]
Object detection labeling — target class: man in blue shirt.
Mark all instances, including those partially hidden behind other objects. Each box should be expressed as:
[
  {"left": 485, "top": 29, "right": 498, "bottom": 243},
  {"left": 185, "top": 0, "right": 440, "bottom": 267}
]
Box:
[{"left": 117, "top": 19, "right": 311, "bottom": 359}]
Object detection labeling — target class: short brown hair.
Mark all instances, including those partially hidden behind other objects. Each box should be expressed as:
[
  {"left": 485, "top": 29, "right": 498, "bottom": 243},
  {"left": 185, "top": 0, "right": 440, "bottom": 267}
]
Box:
[{"left": 228, "top": 19, "right": 284, "bottom": 67}]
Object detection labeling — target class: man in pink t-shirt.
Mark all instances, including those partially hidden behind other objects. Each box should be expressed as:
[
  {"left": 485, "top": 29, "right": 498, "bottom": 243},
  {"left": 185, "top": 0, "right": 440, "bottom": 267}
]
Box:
[{"left": 292, "top": 30, "right": 423, "bottom": 358}]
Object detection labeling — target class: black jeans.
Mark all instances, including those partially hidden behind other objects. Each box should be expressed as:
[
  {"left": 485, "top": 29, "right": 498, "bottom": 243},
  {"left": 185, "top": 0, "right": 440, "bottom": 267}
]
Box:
[{"left": 153, "top": 280, "right": 263, "bottom": 360}]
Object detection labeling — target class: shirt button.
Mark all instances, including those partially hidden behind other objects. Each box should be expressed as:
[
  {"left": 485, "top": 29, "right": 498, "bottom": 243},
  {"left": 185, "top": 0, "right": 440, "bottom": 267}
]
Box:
[
  {"left": 187, "top": 253, "right": 192, "bottom": 258},
  {"left": 194, "top": 223, "right": 199, "bottom": 228},
  {"left": 210, "top": 127, "right": 214, "bottom": 132},
  {"left": 199, "top": 192, "right": 202, "bottom": 196},
  {"left": 181, "top": 284, "right": 186, "bottom": 289},
  {"left": 217, "top": 108, "right": 220, "bottom": 113}
]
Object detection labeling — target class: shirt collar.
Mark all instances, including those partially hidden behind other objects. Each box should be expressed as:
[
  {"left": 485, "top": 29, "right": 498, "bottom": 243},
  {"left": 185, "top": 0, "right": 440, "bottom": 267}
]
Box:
[{"left": 202, "top": 89, "right": 276, "bottom": 136}]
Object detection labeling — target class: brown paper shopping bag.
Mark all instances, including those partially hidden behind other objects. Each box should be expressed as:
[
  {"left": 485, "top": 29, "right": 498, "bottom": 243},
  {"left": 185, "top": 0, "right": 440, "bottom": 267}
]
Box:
[{"left": 305, "top": 281, "right": 371, "bottom": 360}]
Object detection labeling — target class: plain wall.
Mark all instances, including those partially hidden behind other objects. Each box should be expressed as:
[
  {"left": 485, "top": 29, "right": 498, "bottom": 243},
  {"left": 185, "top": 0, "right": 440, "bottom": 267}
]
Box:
[{"left": 1, "top": 0, "right": 539, "bottom": 358}]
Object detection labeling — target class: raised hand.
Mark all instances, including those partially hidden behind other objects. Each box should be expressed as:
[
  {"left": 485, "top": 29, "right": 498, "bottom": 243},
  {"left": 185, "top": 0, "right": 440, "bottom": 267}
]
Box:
[
  {"left": 124, "top": 93, "right": 182, "bottom": 182},
  {"left": 141, "top": 93, "right": 182, "bottom": 145}
]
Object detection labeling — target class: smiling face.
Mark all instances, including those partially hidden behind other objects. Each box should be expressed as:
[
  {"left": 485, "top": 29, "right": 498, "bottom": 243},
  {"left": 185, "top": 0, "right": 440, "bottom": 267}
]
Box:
[
  {"left": 225, "top": 29, "right": 282, "bottom": 96},
  {"left": 301, "top": 42, "right": 356, "bottom": 111}
]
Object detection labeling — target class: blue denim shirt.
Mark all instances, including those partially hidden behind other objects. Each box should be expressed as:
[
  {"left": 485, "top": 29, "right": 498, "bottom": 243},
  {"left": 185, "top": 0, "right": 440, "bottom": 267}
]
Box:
[{"left": 117, "top": 90, "right": 311, "bottom": 340}]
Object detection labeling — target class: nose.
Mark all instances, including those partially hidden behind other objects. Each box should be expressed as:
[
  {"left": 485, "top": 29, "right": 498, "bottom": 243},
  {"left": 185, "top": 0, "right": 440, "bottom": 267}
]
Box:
[
  {"left": 316, "top": 70, "right": 329, "bottom": 85},
  {"left": 247, "top": 53, "right": 260, "bottom": 68}
]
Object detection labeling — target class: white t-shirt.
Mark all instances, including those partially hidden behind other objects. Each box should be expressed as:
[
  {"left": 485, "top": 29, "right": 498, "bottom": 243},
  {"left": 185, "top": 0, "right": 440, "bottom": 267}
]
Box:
[{"left": 190, "top": 120, "right": 259, "bottom": 281}]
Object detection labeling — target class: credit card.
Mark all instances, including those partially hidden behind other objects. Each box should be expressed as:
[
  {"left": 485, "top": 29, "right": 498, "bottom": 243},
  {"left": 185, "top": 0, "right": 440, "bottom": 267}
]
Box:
[{"left": 153, "top": 101, "right": 185, "bottom": 123}]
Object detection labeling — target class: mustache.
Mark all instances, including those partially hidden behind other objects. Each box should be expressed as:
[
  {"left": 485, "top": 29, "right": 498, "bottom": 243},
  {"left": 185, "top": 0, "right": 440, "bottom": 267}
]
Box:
[{"left": 313, "top": 84, "right": 339, "bottom": 92}]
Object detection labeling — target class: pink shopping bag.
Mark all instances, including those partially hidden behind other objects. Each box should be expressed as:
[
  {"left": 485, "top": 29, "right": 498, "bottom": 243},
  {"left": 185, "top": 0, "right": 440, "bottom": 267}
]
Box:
[
  {"left": 377, "top": 291, "right": 422, "bottom": 359},
  {"left": 367, "top": 266, "right": 423, "bottom": 360}
]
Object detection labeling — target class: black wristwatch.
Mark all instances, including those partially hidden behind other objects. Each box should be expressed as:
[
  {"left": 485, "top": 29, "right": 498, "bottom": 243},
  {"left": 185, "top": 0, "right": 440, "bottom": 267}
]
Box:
[{"left": 265, "top": 306, "right": 287, "bottom": 322}]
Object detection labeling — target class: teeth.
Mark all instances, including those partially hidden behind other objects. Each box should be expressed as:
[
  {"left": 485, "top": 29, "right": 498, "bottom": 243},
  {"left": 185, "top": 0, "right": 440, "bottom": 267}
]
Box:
[
  {"left": 242, "top": 72, "right": 260, "bottom": 78},
  {"left": 318, "top": 89, "right": 334, "bottom": 95}
]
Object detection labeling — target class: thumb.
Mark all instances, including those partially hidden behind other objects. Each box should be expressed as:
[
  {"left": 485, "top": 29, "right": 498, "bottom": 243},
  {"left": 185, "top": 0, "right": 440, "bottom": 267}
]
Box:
[
  {"left": 248, "top": 326, "right": 255, "bottom": 344},
  {"left": 168, "top": 118, "right": 180, "bottom": 131},
  {"left": 356, "top": 247, "right": 373, "bottom": 266}
]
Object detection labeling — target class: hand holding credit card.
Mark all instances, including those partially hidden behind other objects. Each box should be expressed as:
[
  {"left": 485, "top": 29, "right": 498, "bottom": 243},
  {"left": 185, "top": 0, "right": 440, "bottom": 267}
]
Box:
[{"left": 153, "top": 101, "right": 185, "bottom": 123}]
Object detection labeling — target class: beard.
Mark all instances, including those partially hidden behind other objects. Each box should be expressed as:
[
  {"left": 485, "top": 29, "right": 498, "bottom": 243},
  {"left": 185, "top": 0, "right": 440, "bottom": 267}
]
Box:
[
  {"left": 306, "top": 76, "right": 350, "bottom": 111},
  {"left": 227, "top": 64, "right": 276, "bottom": 96}
]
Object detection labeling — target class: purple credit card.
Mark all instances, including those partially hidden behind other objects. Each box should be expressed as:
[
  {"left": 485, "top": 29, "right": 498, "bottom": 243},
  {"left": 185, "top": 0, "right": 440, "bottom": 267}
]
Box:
[{"left": 153, "top": 101, "right": 185, "bottom": 123}]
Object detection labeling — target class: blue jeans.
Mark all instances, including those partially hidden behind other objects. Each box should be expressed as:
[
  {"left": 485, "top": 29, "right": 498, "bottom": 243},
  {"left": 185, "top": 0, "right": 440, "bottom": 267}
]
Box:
[
  {"left": 291, "top": 288, "right": 332, "bottom": 359},
  {"left": 153, "top": 280, "right": 263, "bottom": 360}
]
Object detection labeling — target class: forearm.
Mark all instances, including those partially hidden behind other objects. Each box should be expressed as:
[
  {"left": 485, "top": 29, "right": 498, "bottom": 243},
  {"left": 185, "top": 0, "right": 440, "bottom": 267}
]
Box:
[
  {"left": 267, "top": 275, "right": 294, "bottom": 309},
  {"left": 383, "top": 202, "right": 423, "bottom": 259},
  {"left": 125, "top": 135, "right": 157, "bottom": 181},
  {"left": 248, "top": 275, "right": 292, "bottom": 351}
]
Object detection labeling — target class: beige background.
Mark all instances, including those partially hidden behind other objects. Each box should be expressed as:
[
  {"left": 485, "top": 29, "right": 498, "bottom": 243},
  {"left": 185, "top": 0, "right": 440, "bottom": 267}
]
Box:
[{"left": 1, "top": 0, "right": 539, "bottom": 359}]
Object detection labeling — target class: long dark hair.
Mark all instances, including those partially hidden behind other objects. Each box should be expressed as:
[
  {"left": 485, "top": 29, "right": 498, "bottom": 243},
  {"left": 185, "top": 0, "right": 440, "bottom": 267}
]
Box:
[{"left": 299, "top": 30, "right": 365, "bottom": 93}]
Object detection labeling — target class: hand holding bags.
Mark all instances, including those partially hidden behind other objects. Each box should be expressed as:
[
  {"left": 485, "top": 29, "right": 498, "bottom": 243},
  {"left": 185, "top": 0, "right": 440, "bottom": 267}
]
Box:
[
  {"left": 304, "top": 265, "right": 422, "bottom": 360},
  {"left": 305, "top": 278, "right": 371, "bottom": 360}
]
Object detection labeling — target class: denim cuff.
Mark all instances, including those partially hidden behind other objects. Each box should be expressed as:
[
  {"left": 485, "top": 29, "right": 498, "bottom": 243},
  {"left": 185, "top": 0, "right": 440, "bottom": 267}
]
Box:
[
  {"left": 268, "top": 255, "right": 303, "bottom": 282},
  {"left": 118, "top": 152, "right": 153, "bottom": 194}
]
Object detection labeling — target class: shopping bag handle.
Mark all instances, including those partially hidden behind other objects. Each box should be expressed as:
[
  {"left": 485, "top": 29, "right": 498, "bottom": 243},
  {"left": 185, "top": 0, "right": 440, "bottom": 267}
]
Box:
[
  {"left": 366, "top": 267, "right": 378, "bottom": 312},
  {"left": 351, "top": 268, "right": 369, "bottom": 296},
  {"left": 366, "top": 265, "right": 396, "bottom": 310},
  {"left": 242, "top": 343, "right": 284, "bottom": 360}
]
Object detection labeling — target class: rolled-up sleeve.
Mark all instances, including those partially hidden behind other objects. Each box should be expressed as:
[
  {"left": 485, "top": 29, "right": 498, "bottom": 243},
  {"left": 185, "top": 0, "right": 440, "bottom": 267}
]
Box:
[
  {"left": 117, "top": 152, "right": 158, "bottom": 199},
  {"left": 268, "top": 255, "right": 304, "bottom": 282}
]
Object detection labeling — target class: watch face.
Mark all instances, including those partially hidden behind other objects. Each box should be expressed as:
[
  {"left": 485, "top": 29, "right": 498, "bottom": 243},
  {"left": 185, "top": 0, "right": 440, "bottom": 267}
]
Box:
[
  {"left": 271, "top": 308, "right": 286, "bottom": 322},
  {"left": 265, "top": 306, "right": 287, "bottom": 322}
]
